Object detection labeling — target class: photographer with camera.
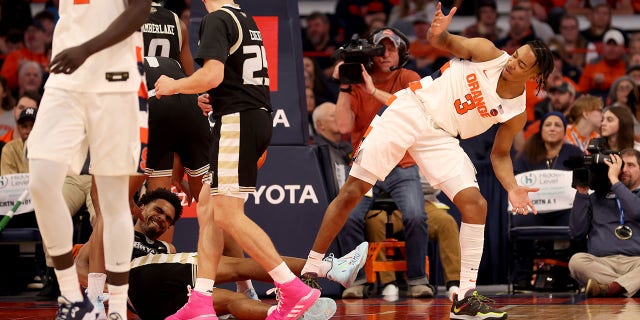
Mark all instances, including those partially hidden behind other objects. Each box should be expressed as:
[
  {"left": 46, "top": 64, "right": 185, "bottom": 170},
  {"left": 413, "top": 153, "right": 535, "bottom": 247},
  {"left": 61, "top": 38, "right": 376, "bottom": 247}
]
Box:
[
  {"left": 327, "top": 26, "right": 434, "bottom": 299},
  {"left": 569, "top": 148, "right": 640, "bottom": 298}
]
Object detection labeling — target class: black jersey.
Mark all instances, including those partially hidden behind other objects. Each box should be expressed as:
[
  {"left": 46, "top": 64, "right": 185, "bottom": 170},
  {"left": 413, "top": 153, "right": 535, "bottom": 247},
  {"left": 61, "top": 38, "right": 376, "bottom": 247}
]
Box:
[
  {"left": 142, "top": 3, "right": 182, "bottom": 61},
  {"left": 195, "top": 4, "right": 271, "bottom": 117},
  {"left": 132, "top": 231, "right": 170, "bottom": 259}
]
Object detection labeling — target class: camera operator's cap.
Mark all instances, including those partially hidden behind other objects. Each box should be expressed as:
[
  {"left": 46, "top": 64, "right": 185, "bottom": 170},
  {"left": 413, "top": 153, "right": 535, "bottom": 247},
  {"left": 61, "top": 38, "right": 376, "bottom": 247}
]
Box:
[
  {"left": 548, "top": 81, "right": 575, "bottom": 96},
  {"left": 17, "top": 107, "right": 37, "bottom": 125},
  {"left": 372, "top": 28, "right": 407, "bottom": 48},
  {"left": 603, "top": 29, "right": 624, "bottom": 46}
]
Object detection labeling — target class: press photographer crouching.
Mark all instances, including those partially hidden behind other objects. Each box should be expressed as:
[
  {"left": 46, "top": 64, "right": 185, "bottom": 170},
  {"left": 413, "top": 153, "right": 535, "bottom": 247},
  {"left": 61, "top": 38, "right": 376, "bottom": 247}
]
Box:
[{"left": 568, "top": 148, "right": 640, "bottom": 297}]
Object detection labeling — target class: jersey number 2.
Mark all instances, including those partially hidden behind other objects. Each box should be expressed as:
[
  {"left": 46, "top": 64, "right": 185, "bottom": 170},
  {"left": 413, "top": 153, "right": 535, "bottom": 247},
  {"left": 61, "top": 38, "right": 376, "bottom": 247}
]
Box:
[{"left": 243, "top": 45, "right": 269, "bottom": 86}]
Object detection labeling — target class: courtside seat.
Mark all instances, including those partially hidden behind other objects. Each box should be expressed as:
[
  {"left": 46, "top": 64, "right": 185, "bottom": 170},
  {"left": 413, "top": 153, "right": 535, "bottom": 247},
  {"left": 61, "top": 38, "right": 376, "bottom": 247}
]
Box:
[{"left": 0, "top": 228, "right": 41, "bottom": 243}]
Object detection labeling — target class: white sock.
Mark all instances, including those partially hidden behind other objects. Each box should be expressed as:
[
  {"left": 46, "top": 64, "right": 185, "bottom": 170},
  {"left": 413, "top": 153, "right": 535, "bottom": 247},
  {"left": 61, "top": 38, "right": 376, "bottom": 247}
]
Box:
[
  {"left": 236, "top": 279, "right": 254, "bottom": 293},
  {"left": 87, "top": 273, "right": 106, "bottom": 302},
  {"left": 55, "top": 265, "right": 83, "bottom": 302},
  {"left": 268, "top": 262, "right": 296, "bottom": 284},
  {"left": 301, "top": 250, "right": 325, "bottom": 276},
  {"left": 458, "top": 223, "right": 485, "bottom": 297},
  {"left": 107, "top": 284, "right": 128, "bottom": 317},
  {"left": 194, "top": 278, "right": 215, "bottom": 296}
]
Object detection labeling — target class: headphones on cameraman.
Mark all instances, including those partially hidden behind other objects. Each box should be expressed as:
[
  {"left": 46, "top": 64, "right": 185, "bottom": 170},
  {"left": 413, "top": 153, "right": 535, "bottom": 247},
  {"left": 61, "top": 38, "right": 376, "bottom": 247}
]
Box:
[{"left": 368, "top": 27, "right": 410, "bottom": 71}]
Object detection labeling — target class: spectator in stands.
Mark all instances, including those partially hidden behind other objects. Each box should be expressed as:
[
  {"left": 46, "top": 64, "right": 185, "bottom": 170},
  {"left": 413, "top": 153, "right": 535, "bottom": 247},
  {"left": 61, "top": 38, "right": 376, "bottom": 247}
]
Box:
[
  {"left": 461, "top": 0, "right": 505, "bottom": 43},
  {"left": 578, "top": 29, "right": 627, "bottom": 98},
  {"left": 34, "top": 10, "right": 56, "bottom": 44},
  {"left": 607, "top": 76, "right": 640, "bottom": 142},
  {"left": 1, "top": 106, "right": 36, "bottom": 174},
  {"left": 334, "top": 0, "right": 394, "bottom": 44},
  {"left": 565, "top": 0, "right": 634, "bottom": 15},
  {"left": 302, "top": 12, "right": 339, "bottom": 77},
  {"left": 522, "top": 81, "right": 576, "bottom": 141},
  {"left": 388, "top": 0, "right": 437, "bottom": 37},
  {"left": 601, "top": 106, "right": 636, "bottom": 152},
  {"left": 534, "top": 81, "right": 577, "bottom": 122},
  {"left": 311, "top": 102, "right": 353, "bottom": 192},
  {"left": 512, "top": 0, "right": 556, "bottom": 42},
  {"left": 330, "top": 27, "right": 433, "bottom": 299},
  {"left": 365, "top": 173, "right": 462, "bottom": 300},
  {"left": 565, "top": 95, "right": 603, "bottom": 154},
  {"left": 569, "top": 148, "right": 640, "bottom": 297},
  {"left": 0, "top": 90, "right": 40, "bottom": 144},
  {"left": 0, "top": 20, "right": 49, "bottom": 92},
  {"left": 495, "top": 5, "right": 544, "bottom": 55},
  {"left": 627, "top": 65, "right": 640, "bottom": 85},
  {"left": 0, "top": 76, "right": 16, "bottom": 139},
  {"left": 516, "top": 112, "right": 584, "bottom": 173},
  {"left": 16, "top": 61, "right": 43, "bottom": 97},
  {"left": 558, "top": 14, "right": 589, "bottom": 73},
  {"left": 303, "top": 56, "right": 336, "bottom": 106},
  {"left": 407, "top": 13, "right": 449, "bottom": 76},
  {"left": 577, "top": 4, "right": 617, "bottom": 48}
]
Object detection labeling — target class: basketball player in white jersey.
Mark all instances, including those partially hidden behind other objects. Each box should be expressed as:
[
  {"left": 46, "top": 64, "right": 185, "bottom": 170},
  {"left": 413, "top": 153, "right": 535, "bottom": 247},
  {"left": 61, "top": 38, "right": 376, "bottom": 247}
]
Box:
[
  {"left": 26, "top": 0, "right": 152, "bottom": 319},
  {"left": 300, "top": 3, "right": 554, "bottom": 320}
]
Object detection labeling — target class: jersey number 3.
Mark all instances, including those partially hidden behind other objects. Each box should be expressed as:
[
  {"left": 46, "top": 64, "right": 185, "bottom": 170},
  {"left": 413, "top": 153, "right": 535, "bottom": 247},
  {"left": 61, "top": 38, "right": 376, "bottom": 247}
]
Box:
[
  {"left": 454, "top": 94, "right": 474, "bottom": 115},
  {"left": 243, "top": 45, "right": 269, "bottom": 86}
]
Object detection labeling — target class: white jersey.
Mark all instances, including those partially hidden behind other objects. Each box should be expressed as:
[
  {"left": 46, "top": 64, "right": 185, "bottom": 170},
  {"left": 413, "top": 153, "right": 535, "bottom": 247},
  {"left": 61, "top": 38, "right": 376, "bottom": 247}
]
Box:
[
  {"left": 45, "top": 0, "right": 143, "bottom": 93},
  {"left": 411, "top": 52, "right": 525, "bottom": 139}
]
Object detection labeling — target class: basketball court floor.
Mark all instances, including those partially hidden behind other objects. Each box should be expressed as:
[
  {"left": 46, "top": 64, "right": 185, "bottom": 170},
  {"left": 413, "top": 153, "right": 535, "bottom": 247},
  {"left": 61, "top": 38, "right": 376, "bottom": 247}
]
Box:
[{"left": 1, "top": 285, "right": 638, "bottom": 319}]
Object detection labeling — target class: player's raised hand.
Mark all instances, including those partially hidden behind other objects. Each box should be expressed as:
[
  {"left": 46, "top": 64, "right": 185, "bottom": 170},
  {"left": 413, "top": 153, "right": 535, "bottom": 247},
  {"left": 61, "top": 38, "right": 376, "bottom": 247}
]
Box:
[{"left": 429, "top": 2, "right": 458, "bottom": 38}]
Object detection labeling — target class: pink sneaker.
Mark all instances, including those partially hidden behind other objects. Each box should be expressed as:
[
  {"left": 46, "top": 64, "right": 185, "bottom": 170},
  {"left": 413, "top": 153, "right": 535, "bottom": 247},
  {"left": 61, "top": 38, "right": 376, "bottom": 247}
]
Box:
[
  {"left": 165, "top": 289, "right": 218, "bottom": 320},
  {"left": 266, "top": 277, "right": 321, "bottom": 320}
]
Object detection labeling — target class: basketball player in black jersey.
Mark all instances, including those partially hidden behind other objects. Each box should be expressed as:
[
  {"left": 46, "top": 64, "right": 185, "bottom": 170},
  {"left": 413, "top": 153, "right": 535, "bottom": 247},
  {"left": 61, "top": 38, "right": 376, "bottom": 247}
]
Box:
[
  {"left": 143, "top": 1, "right": 194, "bottom": 75},
  {"left": 154, "top": 1, "right": 324, "bottom": 319},
  {"left": 75, "top": 188, "right": 338, "bottom": 320}
]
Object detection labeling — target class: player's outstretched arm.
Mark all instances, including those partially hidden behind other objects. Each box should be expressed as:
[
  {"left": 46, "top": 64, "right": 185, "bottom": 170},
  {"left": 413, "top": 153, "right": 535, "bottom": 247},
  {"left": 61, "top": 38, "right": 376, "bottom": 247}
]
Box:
[{"left": 427, "top": 2, "right": 502, "bottom": 63}]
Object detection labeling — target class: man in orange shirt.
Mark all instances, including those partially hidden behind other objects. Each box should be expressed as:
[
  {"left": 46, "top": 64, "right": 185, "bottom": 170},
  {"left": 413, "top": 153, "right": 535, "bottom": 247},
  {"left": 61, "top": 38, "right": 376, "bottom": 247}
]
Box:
[
  {"left": 578, "top": 29, "right": 627, "bottom": 98},
  {"left": 0, "top": 20, "right": 49, "bottom": 92}
]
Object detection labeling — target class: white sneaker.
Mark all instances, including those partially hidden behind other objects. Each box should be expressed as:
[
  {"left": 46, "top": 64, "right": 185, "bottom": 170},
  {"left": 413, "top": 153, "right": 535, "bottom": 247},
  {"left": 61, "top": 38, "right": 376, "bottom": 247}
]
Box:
[
  {"left": 301, "top": 297, "right": 337, "bottom": 320},
  {"left": 381, "top": 283, "right": 399, "bottom": 296},
  {"left": 326, "top": 242, "right": 369, "bottom": 288},
  {"left": 382, "top": 283, "right": 399, "bottom": 302}
]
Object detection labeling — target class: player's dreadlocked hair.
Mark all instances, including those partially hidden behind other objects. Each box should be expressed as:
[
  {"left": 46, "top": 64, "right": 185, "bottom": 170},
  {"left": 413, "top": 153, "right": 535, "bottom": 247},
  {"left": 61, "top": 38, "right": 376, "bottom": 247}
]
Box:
[
  {"left": 138, "top": 188, "right": 183, "bottom": 224},
  {"left": 526, "top": 40, "right": 554, "bottom": 93}
]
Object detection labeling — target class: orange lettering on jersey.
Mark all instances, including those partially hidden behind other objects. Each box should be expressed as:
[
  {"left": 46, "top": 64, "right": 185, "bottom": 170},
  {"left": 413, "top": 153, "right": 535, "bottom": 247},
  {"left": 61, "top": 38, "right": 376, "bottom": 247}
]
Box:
[{"left": 465, "top": 73, "right": 490, "bottom": 118}]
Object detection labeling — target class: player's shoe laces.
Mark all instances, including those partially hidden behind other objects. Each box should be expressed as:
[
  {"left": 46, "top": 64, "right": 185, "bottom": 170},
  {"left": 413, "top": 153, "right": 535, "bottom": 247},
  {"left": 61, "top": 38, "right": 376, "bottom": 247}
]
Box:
[
  {"left": 55, "top": 292, "right": 97, "bottom": 320},
  {"left": 326, "top": 242, "right": 368, "bottom": 288},
  {"left": 265, "top": 277, "right": 321, "bottom": 320},
  {"left": 300, "top": 272, "right": 322, "bottom": 290},
  {"left": 300, "top": 297, "right": 337, "bottom": 320},
  {"left": 450, "top": 291, "right": 507, "bottom": 320},
  {"left": 165, "top": 286, "right": 218, "bottom": 320}
]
